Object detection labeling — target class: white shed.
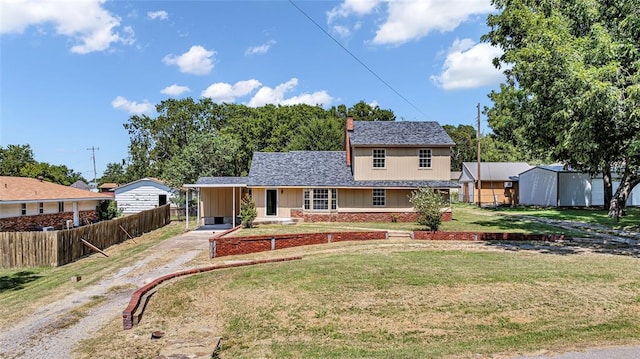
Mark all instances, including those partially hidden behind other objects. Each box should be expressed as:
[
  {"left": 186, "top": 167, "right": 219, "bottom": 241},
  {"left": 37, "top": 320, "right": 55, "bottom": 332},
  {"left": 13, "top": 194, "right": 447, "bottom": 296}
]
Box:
[
  {"left": 114, "top": 178, "right": 176, "bottom": 214},
  {"left": 591, "top": 178, "right": 640, "bottom": 207},
  {"left": 519, "top": 166, "right": 593, "bottom": 207}
]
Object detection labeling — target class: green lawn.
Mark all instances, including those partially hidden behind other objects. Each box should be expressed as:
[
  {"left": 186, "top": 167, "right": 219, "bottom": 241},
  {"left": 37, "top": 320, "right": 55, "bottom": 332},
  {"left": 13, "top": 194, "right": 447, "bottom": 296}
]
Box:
[
  {"left": 232, "top": 203, "right": 638, "bottom": 237},
  {"left": 80, "top": 242, "right": 640, "bottom": 358}
]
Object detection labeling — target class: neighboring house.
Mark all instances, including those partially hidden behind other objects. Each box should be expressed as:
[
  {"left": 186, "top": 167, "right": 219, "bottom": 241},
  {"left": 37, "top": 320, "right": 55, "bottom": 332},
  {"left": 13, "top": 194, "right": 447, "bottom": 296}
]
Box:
[
  {"left": 0, "top": 176, "right": 113, "bottom": 232},
  {"left": 459, "top": 162, "right": 532, "bottom": 206},
  {"left": 519, "top": 165, "right": 640, "bottom": 207},
  {"left": 114, "top": 178, "right": 176, "bottom": 215},
  {"left": 98, "top": 182, "right": 118, "bottom": 197},
  {"left": 70, "top": 180, "right": 91, "bottom": 191},
  {"left": 185, "top": 118, "right": 459, "bottom": 225}
]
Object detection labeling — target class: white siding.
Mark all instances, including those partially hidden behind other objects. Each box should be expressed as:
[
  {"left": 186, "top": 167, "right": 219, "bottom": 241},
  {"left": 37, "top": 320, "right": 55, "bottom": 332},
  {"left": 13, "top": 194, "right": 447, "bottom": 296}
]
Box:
[
  {"left": 558, "top": 172, "right": 592, "bottom": 206},
  {"left": 115, "top": 181, "right": 175, "bottom": 214},
  {"left": 519, "top": 168, "right": 558, "bottom": 206}
]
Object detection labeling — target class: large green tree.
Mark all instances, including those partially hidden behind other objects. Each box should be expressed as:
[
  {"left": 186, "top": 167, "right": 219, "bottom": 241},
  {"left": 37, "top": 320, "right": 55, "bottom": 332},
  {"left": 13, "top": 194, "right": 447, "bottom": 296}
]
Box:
[
  {"left": 0, "top": 144, "right": 36, "bottom": 176},
  {"left": 0, "top": 144, "right": 85, "bottom": 185},
  {"left": 483, "top": 0, "right": 640, "bottom": 216}
]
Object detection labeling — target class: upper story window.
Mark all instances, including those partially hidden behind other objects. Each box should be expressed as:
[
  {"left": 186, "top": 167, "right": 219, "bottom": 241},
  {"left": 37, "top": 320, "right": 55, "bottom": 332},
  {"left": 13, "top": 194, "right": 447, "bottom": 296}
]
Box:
[
  {"left": 419, "top": 149, "right": 432, "bottom": 168},
  {"left": 373, "top": 149, "right": 386, "bottom": 168},
  {"left": 21, "top": 203, "right": 27, "bottom": 216},
  {"left": 39, "top": 202, "right": 44, "bottom": 214},
  {"left": 373, "top": 189, "right": 386, "bottom": 207}
]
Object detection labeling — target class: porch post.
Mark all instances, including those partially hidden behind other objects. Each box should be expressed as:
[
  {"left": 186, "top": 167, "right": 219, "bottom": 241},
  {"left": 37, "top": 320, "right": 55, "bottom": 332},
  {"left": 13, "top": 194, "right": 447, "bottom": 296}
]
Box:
[
  {"left": 232, "top": 186, "right": 236, "bottom": 227},
  {"left": 185, "top": 189, "right": 189, "bottom": 230},
  {"left": 197, "top": 187, "right": 201, "bottom": 226},
  {"left": 73, "top": 202, "right": 79, "bottom": 227}
]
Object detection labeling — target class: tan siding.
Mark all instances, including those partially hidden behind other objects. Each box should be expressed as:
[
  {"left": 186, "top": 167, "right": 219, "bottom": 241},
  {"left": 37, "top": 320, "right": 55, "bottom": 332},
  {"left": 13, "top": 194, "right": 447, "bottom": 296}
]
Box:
[
  {"left": 0, "top": 204, "right": 21, "bottom": 218},
  {"left": 338, "top": 189, "right": 413, "bottom": 210},
  {"left": 201, "top": 188, "right": 242, "bottom": 218},
  {"left": 353, "top": 147, "right": 451, "bottom": 181},
  {"left": 253, "top": 188, "right": 302, "bottom": 218}
]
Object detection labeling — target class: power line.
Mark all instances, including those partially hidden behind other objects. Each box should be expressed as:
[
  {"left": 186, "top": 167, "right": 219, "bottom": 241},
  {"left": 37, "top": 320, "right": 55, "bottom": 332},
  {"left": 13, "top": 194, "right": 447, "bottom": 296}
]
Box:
[{"left": 288, "top": 0, "right": 426, "bottom": 116}]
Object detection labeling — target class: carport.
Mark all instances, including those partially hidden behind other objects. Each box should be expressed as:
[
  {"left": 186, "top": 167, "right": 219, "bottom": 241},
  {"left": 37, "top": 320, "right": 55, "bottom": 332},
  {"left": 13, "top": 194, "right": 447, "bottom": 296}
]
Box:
[{"left": 183, "top": 177, "right": 248, "bottom": 228}]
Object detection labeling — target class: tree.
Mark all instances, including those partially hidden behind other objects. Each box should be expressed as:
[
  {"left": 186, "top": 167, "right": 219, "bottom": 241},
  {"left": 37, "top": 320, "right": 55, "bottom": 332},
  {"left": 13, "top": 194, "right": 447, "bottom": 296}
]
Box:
[
  {"left": 288, "top": 118, "right": 344, "bottom": 151},
  {"left": 161, "top": 131, "right": 242, "bottom": 189},
  {"left": 483, "top": 0, "right": 640, "bottom": 217},
  {"left": 348, "top": 100, "right": 396, "bottom": 121},
  {"left": 239, "top": 194, "right": 257, "bottom": 228},
  {"left": 100, "top": 162, "right": 129, "bottom": 185},
  {"left": 20, "top": 162, "right": 84, "bottom": 186},
  {"left": 409, "top": 188, "right": 447, "bottom": 231},
  {"left": 443, "top": 125, "right": 477, "bottom": 171},
  {"left": 0, "top": 144, "right": 36, "bottom": 176}
]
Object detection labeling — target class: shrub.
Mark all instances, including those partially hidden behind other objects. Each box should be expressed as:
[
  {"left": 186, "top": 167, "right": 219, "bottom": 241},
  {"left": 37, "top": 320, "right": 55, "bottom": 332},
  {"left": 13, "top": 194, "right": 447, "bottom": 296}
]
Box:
[
  {"left": 239, "top": 194, "right": 257, "bottom": 228},
  {"left": 409, "top": 188, "right": 446, "bottom": 231},
  {"left": 96, "top": 200, "right": 121, "bottom": 221}
]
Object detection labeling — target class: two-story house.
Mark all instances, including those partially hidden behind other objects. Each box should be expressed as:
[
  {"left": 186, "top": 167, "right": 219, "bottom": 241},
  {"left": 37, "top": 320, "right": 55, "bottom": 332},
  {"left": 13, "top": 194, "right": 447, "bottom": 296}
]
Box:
[{"left": 185, "top": 118, "right": 459, "bottom": 226}]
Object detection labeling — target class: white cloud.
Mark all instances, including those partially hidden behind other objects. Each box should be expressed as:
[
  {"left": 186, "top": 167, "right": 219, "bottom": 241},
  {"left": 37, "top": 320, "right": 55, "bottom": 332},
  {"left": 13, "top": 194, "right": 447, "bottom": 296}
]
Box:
[
  {"left": 248, "top": 78, "right": 334, "bottom": 107},
  {"left": 201, "top": 80, "right": 262, "bottom": 102},
  {"left": 373, "top": 1, "right": 493, "bottom": 45},
  {"left": 163, "top": 45, "right": 215, "bottom": 75},
  {"left": 147, "top": 10, "right": 168, "bottom": 20},
  {"left": 0, "top": 0, "right": 134, "bottom": 54},
  {"left": 245, "top": 40, "right": 276, "bottom": 56},
  {"left": 161, "top": 84, "right": 191, "bottom": 96},
  {"left": 327, "top": 0, "right": 493, "bottom": 45},
  {"left": 111, "top": 96, "right": 154, "bottom": 114},
  {"left": 430, "top": 38, "right": 505, "bottom": 90}
]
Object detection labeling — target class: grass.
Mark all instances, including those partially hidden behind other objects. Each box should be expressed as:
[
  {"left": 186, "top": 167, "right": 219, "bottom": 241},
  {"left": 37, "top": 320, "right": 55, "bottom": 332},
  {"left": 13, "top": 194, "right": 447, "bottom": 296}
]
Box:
[
  {"left": 0, "top": 220, "right": 193, "bottom": 330},
  {"left": 233, "top": 203, "right": 636, "bottom": 238},
  {"left": 78, "top": 240, "right": 640, "bottom": 358}
]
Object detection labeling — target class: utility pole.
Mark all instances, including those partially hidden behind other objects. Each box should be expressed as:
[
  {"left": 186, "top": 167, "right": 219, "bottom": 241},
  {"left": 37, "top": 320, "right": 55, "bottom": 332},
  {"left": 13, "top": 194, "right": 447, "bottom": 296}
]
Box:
[
  {"left": 87, "top": 146, "right": 99, "bottom": 190},
  {"left": 476, "top": 103, "right": 482, "bottom": 208}
]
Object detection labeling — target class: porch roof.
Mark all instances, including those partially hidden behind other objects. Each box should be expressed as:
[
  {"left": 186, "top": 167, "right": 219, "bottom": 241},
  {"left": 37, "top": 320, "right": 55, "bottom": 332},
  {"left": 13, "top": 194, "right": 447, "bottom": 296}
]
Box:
[{"left": 184, "top": 176, "right": 248, "bottom": 188}]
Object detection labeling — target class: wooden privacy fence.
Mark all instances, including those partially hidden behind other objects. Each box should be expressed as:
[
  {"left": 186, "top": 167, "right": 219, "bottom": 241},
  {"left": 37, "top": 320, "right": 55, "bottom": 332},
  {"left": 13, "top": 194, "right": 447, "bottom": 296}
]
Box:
[{"left": 0, "top": 205, "right": 170, "bottom": 268}]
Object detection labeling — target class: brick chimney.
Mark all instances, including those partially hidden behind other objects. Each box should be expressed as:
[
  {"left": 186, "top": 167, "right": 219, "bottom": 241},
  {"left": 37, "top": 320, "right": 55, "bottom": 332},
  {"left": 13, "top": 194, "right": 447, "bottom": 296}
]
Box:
[{"left": 345, "top": 117, "right": 354, "bottom": 167}]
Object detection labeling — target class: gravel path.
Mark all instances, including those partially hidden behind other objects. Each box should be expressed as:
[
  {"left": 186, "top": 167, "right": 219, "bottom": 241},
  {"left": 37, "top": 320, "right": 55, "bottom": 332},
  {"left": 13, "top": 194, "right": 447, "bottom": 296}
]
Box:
[{"left": 0, "top": 227, "right": 219, "bottom": 359}]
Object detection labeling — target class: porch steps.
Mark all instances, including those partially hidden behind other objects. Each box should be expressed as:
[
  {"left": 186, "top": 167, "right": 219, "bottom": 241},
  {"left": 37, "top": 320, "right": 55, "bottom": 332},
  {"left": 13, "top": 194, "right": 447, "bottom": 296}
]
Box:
[{"left": 387, "top": 230, "right": 412, "bottom": 241}]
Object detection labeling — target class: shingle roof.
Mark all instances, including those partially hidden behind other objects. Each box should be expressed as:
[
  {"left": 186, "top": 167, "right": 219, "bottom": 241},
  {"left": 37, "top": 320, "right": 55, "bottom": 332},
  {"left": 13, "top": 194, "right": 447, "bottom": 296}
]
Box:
[
  {"left": 194, "top": 177, "right": 248, "bottom": 186},
  {"left": 246, "top": 151, "right": 459, "bottom": 188},
  {"left": 0, "top": 176, "right": 113, "bottom": 203},
  {"left": 461, "top": 162, "right": 532, "bottom": 182},
  {"left": 349, "top": 121, "right": 455, "bottom": 146},
  {"left": 248, "top": 151, "right": 354, "bottom": 187}
]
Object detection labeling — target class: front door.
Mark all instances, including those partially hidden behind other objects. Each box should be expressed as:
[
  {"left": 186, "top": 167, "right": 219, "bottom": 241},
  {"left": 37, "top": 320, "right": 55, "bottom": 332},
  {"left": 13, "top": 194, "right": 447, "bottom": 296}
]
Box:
[{"left": 266, "top": 189, "right": 277, "bottom": 216}]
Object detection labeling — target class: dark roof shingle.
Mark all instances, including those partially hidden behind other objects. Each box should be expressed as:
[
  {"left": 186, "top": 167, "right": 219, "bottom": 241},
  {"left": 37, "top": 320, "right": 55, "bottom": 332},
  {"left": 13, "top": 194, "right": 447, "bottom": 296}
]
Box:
[{"left": 349, "top": 121, "right": 455, "bottom": 146}]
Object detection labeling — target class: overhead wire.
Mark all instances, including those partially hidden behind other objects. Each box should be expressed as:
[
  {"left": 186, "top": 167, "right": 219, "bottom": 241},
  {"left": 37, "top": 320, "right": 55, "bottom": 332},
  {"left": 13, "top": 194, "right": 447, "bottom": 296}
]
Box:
[{"left": 288, "top": 0, "right": 426, "bottom": 116}]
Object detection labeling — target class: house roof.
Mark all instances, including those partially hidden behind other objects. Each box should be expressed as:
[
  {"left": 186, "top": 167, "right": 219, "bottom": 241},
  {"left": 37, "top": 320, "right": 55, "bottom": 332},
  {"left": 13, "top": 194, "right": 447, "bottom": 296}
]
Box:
[
  {"left": 0, "top": 176, "right": 113, "bottom": 204},
  {"left": 246, "top": 151, "right": 459, "bottom": 188},
  {"left": 461, "top": 162, "right": 532, "bottom": 182},
  {"left": 349, "top": 121, "right": 455, "bottom": 147},
  {"left": 114, "top": 177, "right": 173, "bottom": 193},
  {"left": 99, "top": 182, "right": 119, "bottom": 189},
  {"left": 70, "top": 180, "right": 91, "bottom": 191}
]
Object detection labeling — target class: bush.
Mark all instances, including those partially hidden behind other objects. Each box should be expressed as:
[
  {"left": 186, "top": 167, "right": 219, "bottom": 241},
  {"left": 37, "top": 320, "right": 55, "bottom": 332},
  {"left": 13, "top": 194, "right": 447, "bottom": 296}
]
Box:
[
  {"left": 239, "top": 194, "right": 257, "bottom": 228},
  {"left": 409, "top": 188, "right": 446, "bottom": 231},
  {"left": 96, "top": 200, "right": 121, "bottom": 221}
]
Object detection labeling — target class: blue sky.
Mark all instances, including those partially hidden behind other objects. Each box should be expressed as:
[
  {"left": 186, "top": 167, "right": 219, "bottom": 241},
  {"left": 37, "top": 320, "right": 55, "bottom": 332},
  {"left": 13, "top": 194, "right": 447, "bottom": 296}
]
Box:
[{"left": 1, "top": 0, "right": 504, "bottom": 181}]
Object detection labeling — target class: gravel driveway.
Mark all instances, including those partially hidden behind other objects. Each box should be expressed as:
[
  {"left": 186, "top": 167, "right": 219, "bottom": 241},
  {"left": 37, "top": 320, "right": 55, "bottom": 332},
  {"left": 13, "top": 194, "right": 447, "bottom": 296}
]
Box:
[{"left": 0, "top": 226, "right": 222, "bottom": 359}]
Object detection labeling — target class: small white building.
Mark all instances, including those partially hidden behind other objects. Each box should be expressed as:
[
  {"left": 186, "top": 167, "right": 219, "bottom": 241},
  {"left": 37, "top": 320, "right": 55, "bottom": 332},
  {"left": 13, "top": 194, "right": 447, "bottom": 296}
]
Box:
[
  {"left": 114, "top": 178, "right": 176, "bottom": 214},
  {"left": 519, "top": 165, "right": 639, "bottom": 207}
]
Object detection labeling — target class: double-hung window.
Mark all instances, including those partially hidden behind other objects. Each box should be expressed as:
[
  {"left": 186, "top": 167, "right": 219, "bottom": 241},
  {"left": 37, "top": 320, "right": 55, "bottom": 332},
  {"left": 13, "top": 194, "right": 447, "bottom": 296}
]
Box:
[
  {"left": 58, "top": 202, "right": 64, "bottom": 213},
  {"left": 21, "top": 203, "right": 27, "bottom": 216},
  {"left": 373, "top": 149, "right": 386, "bottom": 168},
  {"left": 304, "top": 188, "right": 337, "bottom": 211},
  {"left": 373, "top": 189, "right": 386, "bottom": 207},
  {"left": 419, "top": 149, "right": 432, "bottom": 169},
  {"left": 38, "top": 202, "right": 44, "bottom": 214}
]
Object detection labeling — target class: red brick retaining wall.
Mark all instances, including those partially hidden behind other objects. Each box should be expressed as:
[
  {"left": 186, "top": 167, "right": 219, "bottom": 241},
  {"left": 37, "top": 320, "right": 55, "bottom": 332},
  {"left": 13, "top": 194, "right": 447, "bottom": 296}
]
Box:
[
  {"left": 123, "top": 256, "right": 303, "bottom": 330},
  {"left": 0, "top": 210, "right": 98, "bottom": 232},
  {"left": 290, "top": 210, "right": 452, "bottom": 223},
  {"left": 413, "top": 231, "right": 568, "bottom": 241},
  {"left": 210, "top": 231, "right": 388, "bottom": 258}
]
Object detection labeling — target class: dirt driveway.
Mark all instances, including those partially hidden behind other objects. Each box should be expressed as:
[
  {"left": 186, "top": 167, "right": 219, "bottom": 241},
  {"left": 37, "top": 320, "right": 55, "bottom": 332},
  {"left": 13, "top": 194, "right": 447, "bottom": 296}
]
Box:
[{"left": 0, "top": 226, "right": 226, "bottom": 359}]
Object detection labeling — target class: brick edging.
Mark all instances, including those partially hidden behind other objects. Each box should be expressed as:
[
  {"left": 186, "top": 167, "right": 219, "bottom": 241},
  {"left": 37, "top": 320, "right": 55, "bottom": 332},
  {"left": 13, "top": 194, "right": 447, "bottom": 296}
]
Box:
[
  {"left": 210, "top": 225, "right": 242, "bottom": 241},
  {"left": 122, "top": 256, "right": 302, "bottom": 330}
]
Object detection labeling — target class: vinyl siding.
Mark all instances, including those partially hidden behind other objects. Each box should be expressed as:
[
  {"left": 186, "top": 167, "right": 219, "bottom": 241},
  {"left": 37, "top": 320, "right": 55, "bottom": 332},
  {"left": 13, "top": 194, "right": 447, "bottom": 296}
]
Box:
[
  {"left": 253, "top": 188, "right": 301, "bottom": 218},
  {"left": 115, "top": 182, "right": 175, "bottom": 214},
  {"left": 0, "top": 200, "right": 100, "bottom": 219},
  {"left": 353, "top": 147, "right": 451, "bottom": 181},
  {"left": 338, "top": 188, "right": 414, "bottom": 210},
  {"left": 200, "top": 187, "right": 242, "bottom": 218}
]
